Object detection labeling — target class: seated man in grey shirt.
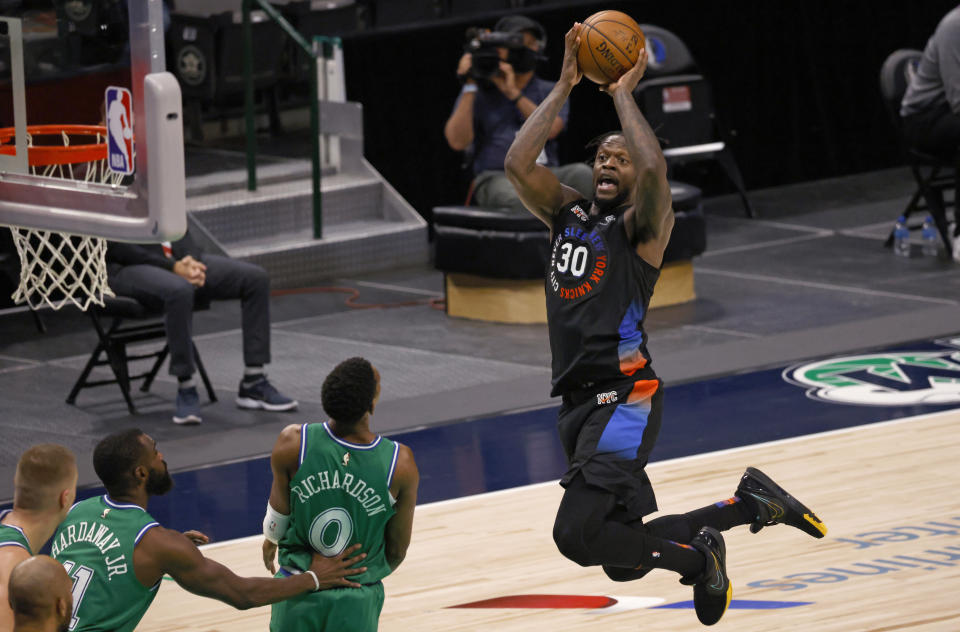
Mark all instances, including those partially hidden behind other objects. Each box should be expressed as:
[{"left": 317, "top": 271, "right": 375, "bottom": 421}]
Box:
[
  {"left": 900, "top": 5, "right": 960, "bottom": 260},
  {"left": 901, "top": 6, "right": 960, "bottom": 157}
]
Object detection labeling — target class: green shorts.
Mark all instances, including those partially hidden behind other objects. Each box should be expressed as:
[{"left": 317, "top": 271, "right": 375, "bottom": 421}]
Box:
[{"left": 269, "top": 579, "right": 385, "bottom": 632}]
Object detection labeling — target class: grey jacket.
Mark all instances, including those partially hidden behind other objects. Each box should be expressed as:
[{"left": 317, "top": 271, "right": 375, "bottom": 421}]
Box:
[{"left": 901, "top": 5, "right": 960, "bottom": 117}]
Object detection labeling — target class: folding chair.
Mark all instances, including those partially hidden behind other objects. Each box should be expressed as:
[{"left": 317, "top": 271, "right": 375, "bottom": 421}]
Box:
[
  {"left": 633, "top": 24, "right": 756, "bottom": 218},
  {"left": 878, "top": 48, "right": 955, "bottom": 251},
  {"left": 66, "top": 296, "right": 217, "bottom": 415}
]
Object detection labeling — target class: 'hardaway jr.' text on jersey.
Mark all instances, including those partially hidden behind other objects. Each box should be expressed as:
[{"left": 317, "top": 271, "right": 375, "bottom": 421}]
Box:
[
  {"left": 51, "top": 496, "right": 160, "bottom": 632},
  {"left": 547, "top": 201, "right": 661, "bottom": 396},
  {"left": 278, "top": 422, "right": 399, "bottom": 584}
]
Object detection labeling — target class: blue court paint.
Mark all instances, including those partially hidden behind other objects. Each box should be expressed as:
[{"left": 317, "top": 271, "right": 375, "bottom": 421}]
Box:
[
  {"left": 654, "top": 599, "right": 813, "bottom": 610},
  {"left": 8, "top": 337, "right": 959, "bottom": 543}
]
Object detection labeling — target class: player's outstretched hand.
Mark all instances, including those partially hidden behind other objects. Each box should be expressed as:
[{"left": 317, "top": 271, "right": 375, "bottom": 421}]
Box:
[
  {"left": 560, "top": 23, "right": 583, "bottom": 87},
  {"left": 602, "top": 46, "right": 648, "bottom": 96},
  {"left": 262, "top": 539, "right": 278, "bottom": 574},
  {"left": 309, "top": 543, "right": 368, "bottom": 590},
  {"left": 183, "top": 530, "right": 209, "bottom": 546}
]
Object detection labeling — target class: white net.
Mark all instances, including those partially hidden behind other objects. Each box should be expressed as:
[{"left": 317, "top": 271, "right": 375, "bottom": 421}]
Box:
[
  {"left": 4, "top": 126, "right": 118, "bottom": 311},
  {"left": 10, "top": 228, "right": 114, "bottom": 311}
]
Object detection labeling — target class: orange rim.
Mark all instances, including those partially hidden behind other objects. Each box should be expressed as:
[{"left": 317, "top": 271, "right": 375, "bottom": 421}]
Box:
[{"left": 0, "top": 124, "right": 118, "bottom": 167}]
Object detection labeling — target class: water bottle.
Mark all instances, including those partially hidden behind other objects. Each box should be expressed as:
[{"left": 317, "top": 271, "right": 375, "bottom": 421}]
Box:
[
  {"left": 893, "top": 215, "right": 911, "bottom": 258},
  {"left": 921, "top": 215, "right": 939, "bottom": 257}
]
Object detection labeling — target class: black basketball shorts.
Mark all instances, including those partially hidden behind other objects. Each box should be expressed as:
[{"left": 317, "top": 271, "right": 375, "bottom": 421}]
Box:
[{"left": 558, "top": 378, "right": 663, "bottom": 519}]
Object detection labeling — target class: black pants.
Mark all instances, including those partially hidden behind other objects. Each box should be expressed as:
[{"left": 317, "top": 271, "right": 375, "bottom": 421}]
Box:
[
  {"left": 902, "top": 101, "right": 960, "bottom": 161},
  {"left": 552, "top": 471, "right": 752, "bottom": 581},
  {"left": 107, "top": 255, "right": 271, "bottom": 378}
]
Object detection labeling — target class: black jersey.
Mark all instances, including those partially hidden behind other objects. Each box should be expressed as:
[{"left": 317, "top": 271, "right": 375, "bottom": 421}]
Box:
[{"left": 546, "top": 199, "right": 660, "bottom": 396}]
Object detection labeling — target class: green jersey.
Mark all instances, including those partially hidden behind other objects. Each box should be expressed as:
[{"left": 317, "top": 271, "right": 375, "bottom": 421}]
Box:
[
  {"left": 51, "top": 496, "right": 160, "bottom": 632},
  {"left": 278, "top": 422, "right": 398, "bottom": 585},
  {"left": 0, "top": 509, "right": 32, "bottom": 555}
]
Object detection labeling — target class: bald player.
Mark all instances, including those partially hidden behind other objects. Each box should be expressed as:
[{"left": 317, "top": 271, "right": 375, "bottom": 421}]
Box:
[
  {"left": 0, "top": 445, "right": 78, "bottom": 631},
  {"left": 7, "top": 555, "right": 73, "bottom": 632}
]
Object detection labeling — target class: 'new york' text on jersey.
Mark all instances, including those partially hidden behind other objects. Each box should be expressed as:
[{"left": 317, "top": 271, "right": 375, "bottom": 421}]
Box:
[{"left": 546, "top": 201, "right": 661, "bottom": 396}]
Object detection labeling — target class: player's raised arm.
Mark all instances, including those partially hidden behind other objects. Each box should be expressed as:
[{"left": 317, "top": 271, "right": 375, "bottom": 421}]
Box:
[
  {"left": 505, "top": 23, "right": 586, "bottom": 225},
  {"left": 604, "top": 48, "right": 674, "bottom": 267},
  {"left": 385, "top": 444, "right": 419, "bottom": 571}
]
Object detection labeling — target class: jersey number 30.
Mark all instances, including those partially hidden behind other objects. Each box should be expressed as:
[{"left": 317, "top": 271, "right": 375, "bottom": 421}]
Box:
[
  {"left": 556, "top": 242, "right": 589, "bottom": 277},
  {"left": 61, "top": 560, "right": 94, "bottom": 631},
  {"left": 308, "top": 507, "right": 354, "bottom": 556}
]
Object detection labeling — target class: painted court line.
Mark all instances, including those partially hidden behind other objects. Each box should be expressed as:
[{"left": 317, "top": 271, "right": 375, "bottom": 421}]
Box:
[
  {"left": 198, "top": 408, "right": 955, "bottom": 553},
  {"left": 701, "top": 233, "right": 830, "bottom": 258},
  {"left": 0, "top": 304, "right": 42, "bottom": 317},
  {"left": 696, "top": 267, "right": 959, "bottom": 305},
  {"left": 0, "top": 363, "right": 43, "bottom": 375},
  {"left": 348, "top": 280, "right": 443, "bottom": 297},
  {"left": 712, "top": 216, "right": 836, "bottom": 234},
  {"left": 681, "top": 324, "right": 762, "bottom": 339}
]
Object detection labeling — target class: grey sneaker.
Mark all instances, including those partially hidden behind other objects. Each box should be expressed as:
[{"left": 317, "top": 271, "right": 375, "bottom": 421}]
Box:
[
  {"left": 173, "top": 386, "right": 202, "bottom": 425},
  {"left": 236, "top": 376, "right": 298, "bottom": 412}
]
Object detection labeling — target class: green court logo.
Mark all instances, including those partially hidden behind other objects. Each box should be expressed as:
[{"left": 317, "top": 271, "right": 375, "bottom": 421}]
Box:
[{"left": 784, "top": 340, "right": 960, "bottom": 406}]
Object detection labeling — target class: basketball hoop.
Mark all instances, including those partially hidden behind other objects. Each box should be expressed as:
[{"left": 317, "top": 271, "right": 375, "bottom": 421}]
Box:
[{"left": 0, "top": 124, "right": 118, "bottom": 311}]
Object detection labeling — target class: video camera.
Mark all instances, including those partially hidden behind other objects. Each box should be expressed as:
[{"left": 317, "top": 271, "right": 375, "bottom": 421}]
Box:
[{"left": 463, "top": 27, "right": 527, "bottom": 81}]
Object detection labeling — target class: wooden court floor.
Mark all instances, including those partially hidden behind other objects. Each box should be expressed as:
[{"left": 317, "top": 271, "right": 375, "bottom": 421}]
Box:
[{"left": 140, "top": 410, "right": 960, "bottom": 631}]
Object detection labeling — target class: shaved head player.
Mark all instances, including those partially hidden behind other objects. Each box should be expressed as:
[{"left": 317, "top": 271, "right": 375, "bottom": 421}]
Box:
[
  {"left": 504, "top": 22, "right": 827, "bottom": 626},
  {"left": 7, "top": 555, "right": 73, "bottom": 632}
]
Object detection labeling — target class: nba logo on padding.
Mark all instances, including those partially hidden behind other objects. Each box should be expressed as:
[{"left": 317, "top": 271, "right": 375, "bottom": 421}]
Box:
[{"left": 105, "top": 86, "right": 134, "bottom": 175}]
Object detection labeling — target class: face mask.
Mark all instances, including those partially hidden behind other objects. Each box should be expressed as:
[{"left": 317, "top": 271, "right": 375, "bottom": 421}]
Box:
[{"left": 508, "top": 47, "right": 539, "bottom": 73}]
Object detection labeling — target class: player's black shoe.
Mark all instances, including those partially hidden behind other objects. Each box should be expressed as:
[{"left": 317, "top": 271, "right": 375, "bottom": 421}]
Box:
[
  {"left": 680, "top": 527, "right": 731, "bottom": 626},
  {"left": 736, "top": 466, "right": 827, "bottom": 538}
]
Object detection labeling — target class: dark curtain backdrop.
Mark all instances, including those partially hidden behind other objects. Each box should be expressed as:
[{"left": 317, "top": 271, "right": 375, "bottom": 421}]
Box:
[{"left": 342, "top": 0, "right": 958, "bottom": 220}]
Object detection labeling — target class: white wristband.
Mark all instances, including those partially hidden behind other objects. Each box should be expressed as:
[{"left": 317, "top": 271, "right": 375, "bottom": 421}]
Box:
[
  {"left": 461, "top": 83, "right": 478, "bottom": 94},
  {"left": 305, "top": 569, "right": 320, "bottom": 592},
  {"left": 262, "top": 503, "right": 290, "bottom": 544}
]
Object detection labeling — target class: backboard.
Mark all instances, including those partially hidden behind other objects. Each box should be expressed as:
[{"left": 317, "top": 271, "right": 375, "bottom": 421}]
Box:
[{"left": 0, "top": 0, "right": 185, "bottom": 242}]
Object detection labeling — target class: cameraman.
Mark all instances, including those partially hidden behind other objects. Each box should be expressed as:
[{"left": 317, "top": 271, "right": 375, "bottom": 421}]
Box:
[{"left": 444, "top": 15, "right": 592, "bottom": 215}]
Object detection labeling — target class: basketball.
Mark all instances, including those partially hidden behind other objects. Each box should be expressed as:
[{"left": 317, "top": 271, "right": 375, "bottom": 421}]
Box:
[{"left": 577, "top": 10, "right": 645, "bottom": 84}]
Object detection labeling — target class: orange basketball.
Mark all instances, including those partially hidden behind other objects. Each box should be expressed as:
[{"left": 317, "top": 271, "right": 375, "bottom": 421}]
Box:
[{"left": 577, "top": 10, "right": 645, "bottom": 84}]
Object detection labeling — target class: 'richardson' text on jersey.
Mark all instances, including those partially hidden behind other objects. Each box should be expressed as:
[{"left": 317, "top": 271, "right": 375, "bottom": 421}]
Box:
[{"left": 291, "top": 470, "right": 388, "bottom": 517}]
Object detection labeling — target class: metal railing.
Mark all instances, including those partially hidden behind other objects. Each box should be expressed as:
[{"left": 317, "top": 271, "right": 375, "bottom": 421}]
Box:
[{"left": 241, "top": 0, "right": 323, "bottom": 238}]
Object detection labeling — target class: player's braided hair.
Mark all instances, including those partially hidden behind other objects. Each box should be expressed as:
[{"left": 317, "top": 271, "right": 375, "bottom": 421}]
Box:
[
  {"left": 322, "top": 357, "right": 377, "bottom": 425},
  {"left": 585, "top": 130, "right": 624, "bottom": 163}
]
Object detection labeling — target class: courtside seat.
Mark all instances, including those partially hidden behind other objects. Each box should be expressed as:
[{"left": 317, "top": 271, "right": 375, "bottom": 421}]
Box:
[
  {"left": 664, "top": 181, "right": 707, "bottom": 262},
  {"left": 67, "top": 296, "right": 217, "bottom": 415},
  {"left": 434, "top": 181, "right": 706, "bottom": 323},
  {"left": 433, "top": 207, "right": 548, "bottom": 280}
]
